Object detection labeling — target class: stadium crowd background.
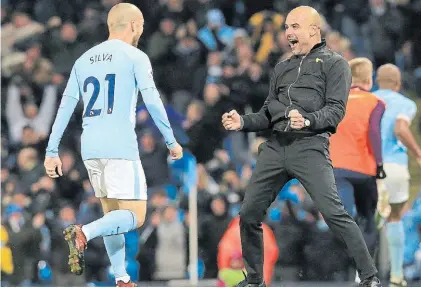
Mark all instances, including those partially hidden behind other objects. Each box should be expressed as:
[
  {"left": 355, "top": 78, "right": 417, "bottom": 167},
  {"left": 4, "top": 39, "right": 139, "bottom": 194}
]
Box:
[{"left": 1, "top": 0, "right": 421, "bottom": 286}]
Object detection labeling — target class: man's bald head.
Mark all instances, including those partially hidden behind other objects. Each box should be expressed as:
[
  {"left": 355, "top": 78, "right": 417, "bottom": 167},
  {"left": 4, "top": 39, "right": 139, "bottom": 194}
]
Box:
[
  {"left": 376, "top": 63, "right": 401, "bottom": 92},
  {"left": 107, "top": 3, "right": 144, "bottom": 46},
  {"left": 285, "top": 6, "right": 322, "bottom": 55}
]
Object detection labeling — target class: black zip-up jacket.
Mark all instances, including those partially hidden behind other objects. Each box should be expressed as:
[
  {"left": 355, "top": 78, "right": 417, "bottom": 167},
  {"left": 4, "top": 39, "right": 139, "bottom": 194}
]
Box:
[{"left": 241, "top": 40, "right": 352, "bottom": 135}]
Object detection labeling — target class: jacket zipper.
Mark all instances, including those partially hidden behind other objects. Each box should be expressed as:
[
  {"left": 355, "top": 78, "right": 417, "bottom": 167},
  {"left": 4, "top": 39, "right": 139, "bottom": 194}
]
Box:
[{"left": 284, "top": 55, "right": 306, "bottom": 131}]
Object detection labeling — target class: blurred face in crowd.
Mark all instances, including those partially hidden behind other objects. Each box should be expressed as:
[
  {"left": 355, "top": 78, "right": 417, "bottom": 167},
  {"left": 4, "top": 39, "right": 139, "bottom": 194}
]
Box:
[
  {"left": 223, "top": 64, "right": 235, "bottom": 78},
  {"left": 26, "top": 45, "right": 41, "bottom": 61},
  {"left": 204, "top": 84, "right": 220, "bottom": 106},
  {"left": 150, "top": 191, "right": 168, "bottom": 208},
  {"left": 17, "top": 147, "right": 38, "bottom": 171},
  {"left": 168, "top": 0, "right": 183, "bottom": 11},
  {"left": 12, "top": 12, "right": 31, "bottom": 28},
  {"left": 285, "top": 6, "right": 322, "bottom": 56},
  {"left": 21, "top": 126, "right": 38, "bottom": 144},
  {"left": 102, "top": 0, "right": 122, "bottom": 9},
  {"left": 23, "top": 103, "right": 38, "bottom": 119},
  {"left": 186, "top": 101, "right": 204, "bottom": 123},
  {"left": 248, "top": 63, "right": 263, "bottom": 81},
  {"left": 326, "top": 31, "right": 342, "bottom": 53},
  {"left": 61, "top": 151, "right": 75, "bottom": 173},
  {"left": 60, "top": 206, "right": 76, "bottom": 223},
  {"left": 141, "top": 133, "right": 155, "bottom": 152},
  {"left": 211, "top": 198, "right": 226, "bottom": 216},
  {"left": 236, "top": 44, "right": 253, "bottom": 63},
  {"left": 1, "top": 168, "right": 9, "bottom": 184},
  {"left": 163, "top": 206, "right": 178, "bottom": 222},
  {"left": 61, "top": 23, "right": 78, "bottom": 43},
  {"left": 160, "top": 18, "right": 175, "bottom": 36}
]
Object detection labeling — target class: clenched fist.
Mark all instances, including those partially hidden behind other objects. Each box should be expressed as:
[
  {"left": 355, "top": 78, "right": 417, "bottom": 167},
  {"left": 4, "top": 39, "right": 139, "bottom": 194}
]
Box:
[
  {"left": 168, "top": 142, "right": 183, "bottom": 160},
  {"left": 222, "top": 110, "right": 242, "bottom": 131},
  {"left": 288, "top": 109, "right": 305, "bottom": 130}
]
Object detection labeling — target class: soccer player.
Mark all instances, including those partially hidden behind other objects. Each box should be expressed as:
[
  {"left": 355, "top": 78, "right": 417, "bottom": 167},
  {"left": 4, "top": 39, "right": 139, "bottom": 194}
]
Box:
[
  {"left": 329, "top": 58, "right": 386, "bottom": 284},
  {"left": 43, "top": 3, "right": 183, "bottom": 287},
  {"left": 373, "top": 63, "right": 421, "bottom": 287}
]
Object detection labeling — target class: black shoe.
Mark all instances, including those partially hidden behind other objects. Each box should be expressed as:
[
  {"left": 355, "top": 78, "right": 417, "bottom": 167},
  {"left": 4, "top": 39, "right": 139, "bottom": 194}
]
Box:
[
  {"left": 235, "top": 271, "right": 266, "bottom": 287},
  {"left": 248, "top": 281, "right": 266, "bottom": 287},
  {"left": 359, "top": 276, "right": 381, "bottom": 287}
]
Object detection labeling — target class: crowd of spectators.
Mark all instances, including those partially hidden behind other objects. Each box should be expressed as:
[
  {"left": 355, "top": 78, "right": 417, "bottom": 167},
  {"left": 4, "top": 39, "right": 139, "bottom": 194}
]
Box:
[{"left": 1, "top": 0, "right": 421, "bottom": 286}]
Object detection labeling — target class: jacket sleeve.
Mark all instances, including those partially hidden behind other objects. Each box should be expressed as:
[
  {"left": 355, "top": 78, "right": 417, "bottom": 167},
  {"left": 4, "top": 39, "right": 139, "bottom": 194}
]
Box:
[
  {"left": 241, "top": 70, "right": 276, "bottom": 132},
  {"left": 303, "top": 57, "right": 351, "bottom": 133}
]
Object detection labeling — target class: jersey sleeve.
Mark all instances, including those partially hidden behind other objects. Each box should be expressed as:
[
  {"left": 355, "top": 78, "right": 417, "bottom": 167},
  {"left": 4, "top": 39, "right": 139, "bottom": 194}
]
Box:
[
  {"left": 133, "top": 52, "right": 156, "bottom": 91},
  {"left": 397, "top": 100, "right": 417, "bottom": 124},
  {"left": 63, "top": 64, "right": 81, "bottom": 100}
]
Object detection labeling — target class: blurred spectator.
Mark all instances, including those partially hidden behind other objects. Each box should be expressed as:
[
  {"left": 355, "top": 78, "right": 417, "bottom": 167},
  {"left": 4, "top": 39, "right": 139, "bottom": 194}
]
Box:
[
  {"left": 218, "top": 216, "right": 279, "bottom": 285},
  {"left": 153, "top": 204, "right": 186, "bottom": 280},
  {"left": 6, "top": 81, "right": 56, "bottom": 144},
  {"left": 139, "top": 130, "right": 171, "bottom": 189},
  {"left": 50, "top": 206, "right": 86, "bottom": 286},
  {"left": 198, "top": 9, "right": 234, "bottom": 52},
  {"left": 199, "top": 194, "right": 232, "bottom": 278},
  {"left": 1, "top": 11, "right": 45, "bottom": 58},
  {"left": 4, "top": 204, "right": 42, "bottom": 286},
  {"left": 217, "top": 250, "right": 245, "bottom": 287},
  {"left": 1, "top": 225, "right": 14, "bottom": 282}
]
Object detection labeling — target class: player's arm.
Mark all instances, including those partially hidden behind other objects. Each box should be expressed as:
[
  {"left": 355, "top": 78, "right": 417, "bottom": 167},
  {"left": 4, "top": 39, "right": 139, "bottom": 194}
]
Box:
[
  {"left": 394, "top": 101, "right": 421, "bottom": 162},
  {"left": 45, "top": 65, "right": 80, "bottom": 158},
  {"left": 368, "top": 99, "right": 386, "bottom": 165},
  {"left": 369, "top": 99, "right": 386, "bottom": 178},
  {"left": 134, "top": 54, "right": 177, "bottom": 148}
]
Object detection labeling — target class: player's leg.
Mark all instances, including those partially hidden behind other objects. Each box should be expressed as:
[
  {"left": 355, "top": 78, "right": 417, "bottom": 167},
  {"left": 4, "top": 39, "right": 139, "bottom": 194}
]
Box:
[
  {"left": 238, "top": 139, "right": 290, "bottom": 286},
  {"left": 100, "top": 198, "right": 133, "bottom": 285},
  {"left": 64, "top": 159, "right": 108, "bottom": 276},
  {"left": 81, "top": 159, "right": 147, "bottom": 240},
  {"left": 383, "top": 163, "right": 410, "bottom": 287},
  {"left": 289, "top": 136, "right": 379, "bottom": 285}
]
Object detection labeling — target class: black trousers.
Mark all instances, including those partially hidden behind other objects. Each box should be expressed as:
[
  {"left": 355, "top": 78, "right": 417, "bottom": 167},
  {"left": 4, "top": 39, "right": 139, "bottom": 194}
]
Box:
[{"left": 239, "top": 133, "right": 378, "bottom": 284}]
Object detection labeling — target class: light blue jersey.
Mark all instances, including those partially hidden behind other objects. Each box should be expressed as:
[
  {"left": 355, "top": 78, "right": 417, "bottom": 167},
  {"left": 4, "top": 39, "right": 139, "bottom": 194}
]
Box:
[
  {"left": 46, "top": 39, "right": 176, "bottom": 161},
  {"left": 373, "top": 89, "right": 417, "bottom": 166}
]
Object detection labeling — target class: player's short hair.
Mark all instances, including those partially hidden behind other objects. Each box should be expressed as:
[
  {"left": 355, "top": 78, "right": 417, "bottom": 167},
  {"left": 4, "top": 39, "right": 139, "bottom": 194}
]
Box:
[{"left": 348, "top": 57, "right": 373, "bottom": 85}]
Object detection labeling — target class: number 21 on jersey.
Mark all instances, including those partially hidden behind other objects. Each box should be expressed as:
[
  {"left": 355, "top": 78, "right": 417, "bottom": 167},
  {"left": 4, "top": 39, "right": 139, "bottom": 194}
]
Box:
[{"left": 83, "top": 74, "right": 115, "bottom": 117}]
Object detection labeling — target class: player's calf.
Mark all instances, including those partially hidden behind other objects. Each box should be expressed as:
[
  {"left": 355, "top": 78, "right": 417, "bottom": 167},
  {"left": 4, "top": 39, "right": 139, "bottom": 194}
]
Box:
[{"left": 118, "top": 199, "right": 147, "bottom": 228}]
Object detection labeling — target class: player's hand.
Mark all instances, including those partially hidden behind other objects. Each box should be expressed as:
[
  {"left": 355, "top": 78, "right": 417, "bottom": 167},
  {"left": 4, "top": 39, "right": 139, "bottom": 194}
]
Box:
[
  {"left": 288, "top": 109, "right": 305, "bottom": 129},
  {"left": 169, "top": 143, "right": 183, "bottom": 160},
  {"left": 222, "top": 110, "right": 242, "bottom": 131},
  {"left": 376, "top": 164, "right": 387, "bottom": 179},
  {"left": 44, "top": 156, "right": 63, "bottom": 178}
]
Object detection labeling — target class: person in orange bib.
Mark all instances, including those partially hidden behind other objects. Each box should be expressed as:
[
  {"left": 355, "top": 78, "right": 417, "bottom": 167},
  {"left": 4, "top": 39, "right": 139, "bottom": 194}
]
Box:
[{"left": 330, "top": 58, "right": 386, "bottom": 265}]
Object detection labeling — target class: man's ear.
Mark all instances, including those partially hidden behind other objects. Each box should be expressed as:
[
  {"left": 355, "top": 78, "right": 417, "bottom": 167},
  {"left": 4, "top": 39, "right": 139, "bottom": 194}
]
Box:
[{"left": 310, "top": 24, "right": 318, "bottom": 37}]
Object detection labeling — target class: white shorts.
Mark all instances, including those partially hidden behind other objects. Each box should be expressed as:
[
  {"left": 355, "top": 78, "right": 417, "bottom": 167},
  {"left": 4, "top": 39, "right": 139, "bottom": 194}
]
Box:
[
  {"left": 84, "top": 159, "right": 147, "bottom": 200},
  {"left": 378, "top": 163, "right": 410, "bottom": 204}
]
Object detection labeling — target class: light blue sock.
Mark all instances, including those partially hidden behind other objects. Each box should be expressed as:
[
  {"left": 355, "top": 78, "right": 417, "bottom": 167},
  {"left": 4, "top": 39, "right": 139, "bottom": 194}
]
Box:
[
  {"left": 386, "top": 221, "right": 405, "bottom": 279},
  {"left": 82, "top": 210, "right": 137, "bottom": 241},
  {"left": 104, "top": 235, "right": 130, "bottom": 282}
]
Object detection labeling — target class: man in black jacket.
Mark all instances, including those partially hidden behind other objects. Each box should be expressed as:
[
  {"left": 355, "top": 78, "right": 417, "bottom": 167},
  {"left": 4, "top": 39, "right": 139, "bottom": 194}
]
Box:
[{"left": 222, "top": 6, "right": 380, "bottom": 287}]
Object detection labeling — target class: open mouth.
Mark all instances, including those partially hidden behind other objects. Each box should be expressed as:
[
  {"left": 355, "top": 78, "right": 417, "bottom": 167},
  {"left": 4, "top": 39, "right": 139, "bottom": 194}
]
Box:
[{"left": 288, "top": 39, "right": 298, "bottom": 49}]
